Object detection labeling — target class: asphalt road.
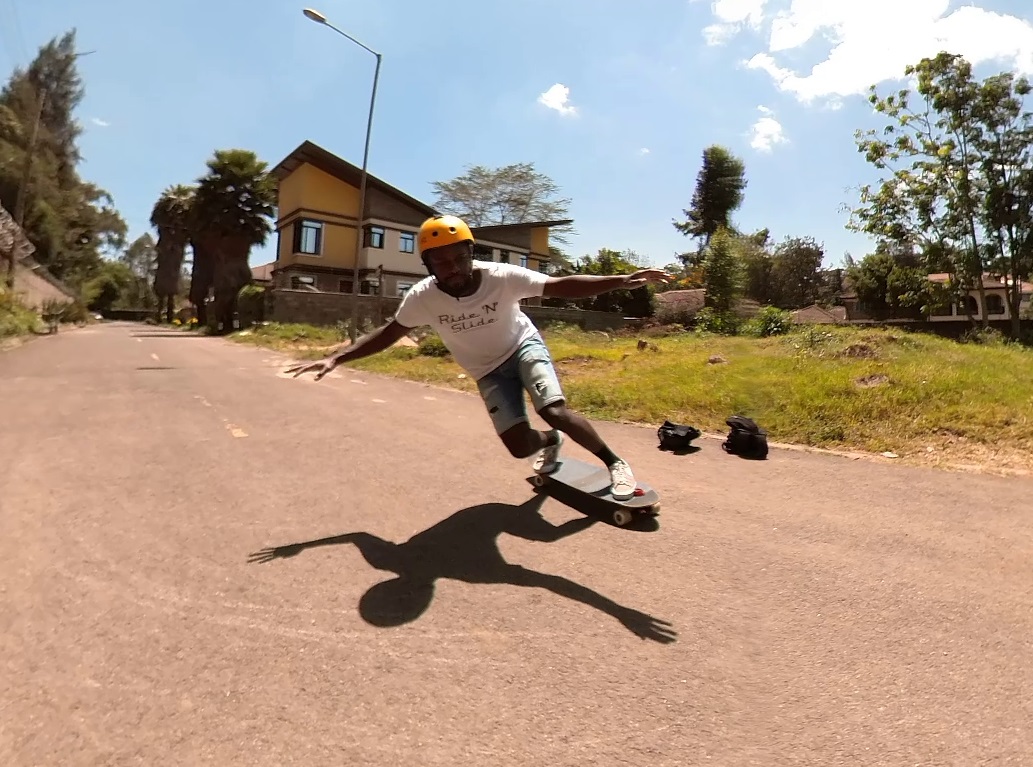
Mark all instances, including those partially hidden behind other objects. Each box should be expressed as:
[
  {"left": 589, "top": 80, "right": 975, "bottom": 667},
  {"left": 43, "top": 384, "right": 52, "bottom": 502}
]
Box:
[{"left": 3, "top": 322, "right": 1032, "bottom": 766}]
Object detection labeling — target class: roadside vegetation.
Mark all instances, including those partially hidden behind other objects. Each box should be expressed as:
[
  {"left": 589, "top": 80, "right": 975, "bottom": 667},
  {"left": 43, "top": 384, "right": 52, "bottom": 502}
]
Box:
[
  {"left": 0, "top": 289, "right": 39, "bottom": 339},
  {"left": 231, "top": 319, "right": 1033, "bottom": 475}
]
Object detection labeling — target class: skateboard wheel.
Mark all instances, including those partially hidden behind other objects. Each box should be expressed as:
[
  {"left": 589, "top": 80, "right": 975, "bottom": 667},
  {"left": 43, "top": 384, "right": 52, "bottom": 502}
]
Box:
[
  {"left": 613, "top": 509, "right": 634, "bottom": 526},
  {"left": 532, "top": 474, "right": 546, "bottom": 487}
]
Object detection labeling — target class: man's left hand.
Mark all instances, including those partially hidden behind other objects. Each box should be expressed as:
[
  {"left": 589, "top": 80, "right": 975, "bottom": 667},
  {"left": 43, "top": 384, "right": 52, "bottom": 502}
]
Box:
[{"left": 623, "top": 269, "right": 671, "bottom": 288}]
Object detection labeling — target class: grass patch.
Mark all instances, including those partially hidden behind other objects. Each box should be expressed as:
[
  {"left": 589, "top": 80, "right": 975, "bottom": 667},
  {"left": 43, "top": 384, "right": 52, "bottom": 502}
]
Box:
[
  {"left": 233, "top": 321, "right": 1033, "bottom": 468},
  {"left": 231, "top": 322, "right": 350, "bottom": 356}
]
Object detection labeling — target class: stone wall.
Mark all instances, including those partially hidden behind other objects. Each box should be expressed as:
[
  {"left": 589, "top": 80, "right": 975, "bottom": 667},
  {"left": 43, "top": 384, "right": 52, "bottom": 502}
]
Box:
[{"left": 266, "top": 289, "right": 628, "bottom": 332}]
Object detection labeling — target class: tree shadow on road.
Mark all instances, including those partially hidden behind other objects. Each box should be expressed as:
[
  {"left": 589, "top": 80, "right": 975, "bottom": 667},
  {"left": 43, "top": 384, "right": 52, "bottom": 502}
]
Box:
[{"left": 248, "top": 494, "right": 677, "bottom": 644}]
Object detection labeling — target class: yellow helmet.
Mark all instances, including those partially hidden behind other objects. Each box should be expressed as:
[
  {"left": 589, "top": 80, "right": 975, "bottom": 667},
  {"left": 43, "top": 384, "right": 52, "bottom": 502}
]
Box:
[{"left": 418, "top": 215, "right": 474, "bottom": 252}]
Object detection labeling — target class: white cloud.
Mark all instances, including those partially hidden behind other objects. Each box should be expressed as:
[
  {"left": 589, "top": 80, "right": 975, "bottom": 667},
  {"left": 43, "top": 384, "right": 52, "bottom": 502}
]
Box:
[
  {"left": 639, "top": 147, "right": 651, "bottom": 156},
  {"left": 537, "top": 83, "right": 577, "bottom": 116},
  {"left": 706, "top": 1, "right": 1033, "bottom": 104},
  {"left": 90, "top": 117, "right": 110, "bottom": 127},
  {"left": 749, "top": 106, "right": 787, "bottom": 152},
  {"left": 704, "top": 0, "right": 770, "bottom": 46}
]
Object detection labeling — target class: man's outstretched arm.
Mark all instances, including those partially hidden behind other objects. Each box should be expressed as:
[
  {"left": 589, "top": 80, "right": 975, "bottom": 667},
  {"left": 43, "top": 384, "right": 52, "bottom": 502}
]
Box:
[
  {"left": 285, "top": 319, "right": 416, "bottom": 380},
  {"left": 541, "top": 269, "right": 669, "bottom": 299}
]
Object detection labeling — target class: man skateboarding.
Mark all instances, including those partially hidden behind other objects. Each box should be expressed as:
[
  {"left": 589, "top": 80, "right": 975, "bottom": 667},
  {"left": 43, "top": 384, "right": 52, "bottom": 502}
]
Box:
[{"left": 285, "top": 214, "right": 669, "bottom": 500}]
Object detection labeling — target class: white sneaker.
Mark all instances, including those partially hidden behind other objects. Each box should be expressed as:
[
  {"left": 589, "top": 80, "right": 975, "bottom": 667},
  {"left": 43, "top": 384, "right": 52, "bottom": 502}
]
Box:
[
  {"left": 533, "top": 430, "right": 564, "bottom": 474},
  {"left": 608, "top": 459, "right": 636, "bottom": 500}
]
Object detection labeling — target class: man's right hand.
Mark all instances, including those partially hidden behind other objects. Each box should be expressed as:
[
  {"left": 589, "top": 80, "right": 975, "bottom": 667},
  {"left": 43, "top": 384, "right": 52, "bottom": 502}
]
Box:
[{"left": 284, "top": 355, "right": 340, "bottom": 381}]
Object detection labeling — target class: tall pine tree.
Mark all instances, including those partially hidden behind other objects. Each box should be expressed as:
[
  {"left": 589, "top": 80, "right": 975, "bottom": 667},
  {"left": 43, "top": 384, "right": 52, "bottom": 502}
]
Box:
[
  {"left": 674, "top": 145, "right": 747, "bottom": 265},
  {"left": 0, "top": 29, "right": 126, "bottom": 288}
]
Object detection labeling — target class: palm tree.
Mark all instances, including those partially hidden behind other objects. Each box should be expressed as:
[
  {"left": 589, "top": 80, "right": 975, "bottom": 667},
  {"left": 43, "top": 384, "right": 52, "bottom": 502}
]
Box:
[
  {"left": 150, "top": 184, "right": 194, "bottom": 323},
  {"left": 191, "top": 149, "right": 276, "bottom": 334}
]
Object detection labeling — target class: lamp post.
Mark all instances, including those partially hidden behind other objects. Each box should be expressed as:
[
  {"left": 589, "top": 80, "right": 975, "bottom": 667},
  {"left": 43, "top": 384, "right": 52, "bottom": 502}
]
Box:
[{"left": 303, "top": 8, "right": 382, "bottom": 343}]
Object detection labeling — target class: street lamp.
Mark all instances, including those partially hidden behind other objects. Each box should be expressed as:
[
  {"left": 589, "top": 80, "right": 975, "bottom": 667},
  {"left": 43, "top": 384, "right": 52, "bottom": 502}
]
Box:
[{"left": 302, "top": 7, "right": 382, "bottom": 343}]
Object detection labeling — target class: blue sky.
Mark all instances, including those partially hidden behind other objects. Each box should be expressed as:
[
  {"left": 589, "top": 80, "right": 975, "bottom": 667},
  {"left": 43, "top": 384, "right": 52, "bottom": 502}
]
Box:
[{"left": 4, "top": 0, "right": 1033, "bottom": 270}]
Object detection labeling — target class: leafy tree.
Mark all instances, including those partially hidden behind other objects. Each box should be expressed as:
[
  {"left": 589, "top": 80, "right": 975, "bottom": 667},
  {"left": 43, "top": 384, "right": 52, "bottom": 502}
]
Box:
[
  {"left": 544, "top": 245, "right": 574, "bottom": 275},
  {"left": 769, "top": 236, "right": 825, "bottom": 309},
  {"left": 545, "top": 248, "right": 652, "bottom": 316},
  {"left": 701, "top": 227, "right": 742, "bottom": 314},
  {"left": 84, "top": 260, "right": 134, "bottom": 313},
  {"left": 816, "top": 267, "right": 845, "bottom": 307},
  {"left": 430, "top": 162, "right": 574, "bottom": 245},
  {"left": 844, "top": 252, "right": 895, "bottom": 318},
  {"left": 850, "top": 52, "right": 1033, "bottom": 333},
  {"left": 844, "top": 249, "right": 948, "bottom": 319},
  {"left": 655, "top": 261, "right": 704, "bottom": 291},
  {"left": 117, "top": 233, "right": 158, "bottom": 309},
  {"left": 739, "top": 230, "right": 773, "bottom": 305},
  {"left": 974, "top": 69, "right": 1033, "bottom": 335},
  {"left": 674, "top": 145, "right": 747, "bottom": 263}
]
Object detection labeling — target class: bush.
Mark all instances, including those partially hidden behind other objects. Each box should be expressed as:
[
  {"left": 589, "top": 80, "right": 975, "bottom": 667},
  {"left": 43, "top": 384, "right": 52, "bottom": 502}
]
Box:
[
  {"left": 417, "top": 334, "right": 450, "bottom": 357},
  {"left": 63, "top": 298, "right": 91, "bottom": 324},
  {"left": 744, "top": 306, "right": 793, "bottom": 338},
  {"left": 694, "top": 307, "right": 740, "bottom": 335},
  {"left": 237, "top": 284, "right": 266, "bottom": 328},
  {"left": 0, "top": 289, "right": 39, "bottom": 338},
  {"left": 960, "top": 326, "right": 1008, "bottom": 346}
]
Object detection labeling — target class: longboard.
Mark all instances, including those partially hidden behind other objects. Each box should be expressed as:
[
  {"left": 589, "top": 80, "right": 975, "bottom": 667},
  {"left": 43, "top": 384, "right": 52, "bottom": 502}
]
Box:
[{"left": 526, "top": 457, "right": 661, "bottom": 527}]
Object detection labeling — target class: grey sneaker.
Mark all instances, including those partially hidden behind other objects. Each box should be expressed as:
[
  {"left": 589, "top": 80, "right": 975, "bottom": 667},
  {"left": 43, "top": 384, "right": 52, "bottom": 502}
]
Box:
[
  {"left": 533, "top": 430, "right": 564, "bottom": 474},
  {"left": 608, "top": 459, "right": 636, "bottom": 500}
]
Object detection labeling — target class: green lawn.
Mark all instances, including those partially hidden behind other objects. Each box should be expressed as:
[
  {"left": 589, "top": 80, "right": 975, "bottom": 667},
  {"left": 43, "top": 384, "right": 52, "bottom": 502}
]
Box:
[{"left": 233, "top": 321, "right": 1033, "bottom": 470}]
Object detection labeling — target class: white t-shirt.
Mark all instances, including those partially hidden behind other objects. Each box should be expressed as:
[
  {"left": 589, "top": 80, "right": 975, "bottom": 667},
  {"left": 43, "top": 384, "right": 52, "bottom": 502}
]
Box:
[{"left": 394, "top": 260, "right": 551, "bottom": 379}]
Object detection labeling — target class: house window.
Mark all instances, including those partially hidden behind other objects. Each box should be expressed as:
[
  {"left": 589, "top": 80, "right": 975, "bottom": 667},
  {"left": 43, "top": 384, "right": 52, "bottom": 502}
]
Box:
[
  {"left": 396, "top": 281, "right": 415, "bottom": 297},
  {"left": 538, "top": 260, "right": 549, "bottom": 273},
  {"left": 364, "top": 225, "right": 385, "bottom": 249},
  {"left": 498, "top": 250, "right": 511, "bottom": 264},
  {"left": 400, "top": 231, "right": 415, "bottom": 253},
  {"left": 473, "top": 243, "right": 493, "bottom": 261},
  {"left": 520, "top": 254, "right": 528, "bottom": 268},
  {"left": 339, "top": 279, "right": 353, "bottom": 293},
  {"left": 987, "top": 294, "right": 1006, "bottom": 315},
  {"left": 290, "top": 275, "right": 316, "bottom": 289},
  {"left": 293, "top": 219, "right": 323, "bottom": 255}
]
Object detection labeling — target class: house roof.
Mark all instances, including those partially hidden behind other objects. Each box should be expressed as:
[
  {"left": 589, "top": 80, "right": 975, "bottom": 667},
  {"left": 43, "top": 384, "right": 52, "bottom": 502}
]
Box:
[
  {"left": 654, "top": 289, "right": 706, "bottom": 313},
  {"left": 791, "top": 304, "right": 845, "bottom": 324},
  {"left": 271, "top": 140, "right": 438, "bottom": 218},
  {"left": 251, "top": 262, "right": 275, "bottom": 282},
  {"left": 271, "top": 141, "right": 574, "bottom": 241}
]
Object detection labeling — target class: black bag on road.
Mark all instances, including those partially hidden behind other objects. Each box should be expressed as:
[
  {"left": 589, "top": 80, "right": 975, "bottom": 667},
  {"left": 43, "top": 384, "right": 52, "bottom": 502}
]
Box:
[
  {"left": 657, "top": 420, "right": 701, "bottom": 452},
  {"left": 722, "top": 415, "right": 768, "bottom": 459}
]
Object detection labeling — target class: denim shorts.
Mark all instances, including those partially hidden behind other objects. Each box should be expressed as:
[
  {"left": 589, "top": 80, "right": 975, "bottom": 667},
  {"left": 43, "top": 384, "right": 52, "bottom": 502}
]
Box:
[{"left": 476, "top": 333, "right": 565, "bottom": 434}]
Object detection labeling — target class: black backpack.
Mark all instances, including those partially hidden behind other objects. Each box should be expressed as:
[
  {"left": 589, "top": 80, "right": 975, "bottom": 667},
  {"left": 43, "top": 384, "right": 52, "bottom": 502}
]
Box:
[
  {"left": 722, "top": 415, "right": 768, "bottom": 459},
  {"left": 657, "top": 420, "right": 701, "bottom": 452}
]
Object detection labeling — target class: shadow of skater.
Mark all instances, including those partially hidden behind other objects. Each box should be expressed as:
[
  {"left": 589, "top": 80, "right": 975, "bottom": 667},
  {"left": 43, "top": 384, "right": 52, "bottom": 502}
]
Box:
[{"left": 248, "top": 495, "right": 676, "bottom": 644}]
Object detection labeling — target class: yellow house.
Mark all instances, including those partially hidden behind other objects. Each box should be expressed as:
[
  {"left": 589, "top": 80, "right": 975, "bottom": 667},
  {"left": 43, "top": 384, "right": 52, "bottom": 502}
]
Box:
[{"left": 269, "top": 141, "right": 571, "bottom": 300}]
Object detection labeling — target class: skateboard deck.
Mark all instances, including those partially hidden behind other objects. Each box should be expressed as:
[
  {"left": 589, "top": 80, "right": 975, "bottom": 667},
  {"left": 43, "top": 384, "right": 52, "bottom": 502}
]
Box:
[{"left": 526, "top": 457, "right": 661, "bottom": 527}]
